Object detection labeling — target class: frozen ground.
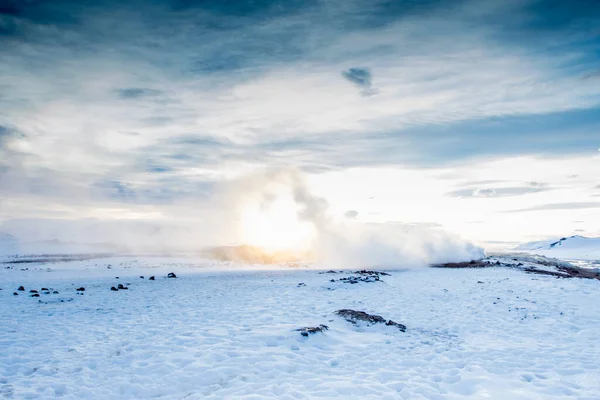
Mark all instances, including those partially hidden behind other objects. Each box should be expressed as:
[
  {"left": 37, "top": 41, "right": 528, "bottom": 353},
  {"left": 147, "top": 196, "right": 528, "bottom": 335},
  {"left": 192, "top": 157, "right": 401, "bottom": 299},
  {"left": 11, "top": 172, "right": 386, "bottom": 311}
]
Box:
[{"left": 1, "top": 255, "right": 600, "bottom": 399}]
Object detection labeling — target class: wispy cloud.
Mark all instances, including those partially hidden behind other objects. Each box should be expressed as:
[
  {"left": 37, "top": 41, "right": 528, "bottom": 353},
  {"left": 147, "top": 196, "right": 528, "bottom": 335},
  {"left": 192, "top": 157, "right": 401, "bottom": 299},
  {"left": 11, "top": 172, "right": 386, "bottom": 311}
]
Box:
[{"left": 505, "top": 202, "right": 600, "bottom": 213}]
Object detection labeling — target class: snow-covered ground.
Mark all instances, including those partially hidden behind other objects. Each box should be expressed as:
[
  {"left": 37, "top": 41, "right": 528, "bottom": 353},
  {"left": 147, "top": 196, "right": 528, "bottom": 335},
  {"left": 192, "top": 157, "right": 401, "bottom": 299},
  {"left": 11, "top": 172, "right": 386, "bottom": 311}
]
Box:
[{"left": 1, "top": 255, "right": 599, "bottom": 399}]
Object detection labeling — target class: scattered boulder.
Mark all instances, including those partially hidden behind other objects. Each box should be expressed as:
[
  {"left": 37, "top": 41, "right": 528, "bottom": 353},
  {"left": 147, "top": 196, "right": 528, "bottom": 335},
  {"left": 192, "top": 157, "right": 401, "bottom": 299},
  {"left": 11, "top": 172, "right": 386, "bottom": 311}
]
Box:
[
  {"left": 53, "top": 291, "right": 59, "bottom": 294},
  {"left": 115, "top": 277, "right": 119, "bottom": 279},
  {"left": 297, "top": 283, "right": 306, "bottom": 287},
  {"left": 18, "top": 286, "right": 24, "bottom": 291},
  {"left": 30, "top": 290, "right": 38, "bottom": 294},
  {"left": 354, "top": 270, "right": 390, "bottom": 276},
  {"left": 41, "top": 287, "right": 49, "bottom": 291},
  {"left": 13, "top": 292, "right": 18, "bottom": 296},
  {"left": 167, "top": 272, "right": 177, "bottom": 278},
  {"left": 76, "top": 287, "right": 85, "bottom": 292},
  {"left": 43, "top": 291, "right": 50, "bottom": 295},
  {"left": 140, "top": 276, "right": 144, "bottom": 279},
  {"left": 117, "top": 284, "right": 127, "bottom": 290},
  {"left": 385, "top": 320, "right": 407, "bottom": 332},
  {"left": 31, "top": 293, "right": 40, "bottom": 297},
  {"left": 329, "top": 270, "right": 390, "bottom": 284},
  {"left": 296, "top": 325, "right": 329, "bottom": 337},
  {"left": 338, "top": 275, "right": 381, "bottom": 284},
  {"left": 335, "top": 309, "right": 406, "bottom": 332},
  {"left": 110, "top": 286, "right": 118, "bottom": 291},
  {"left": 149, "top": 276, "right": 155, "bottom": 280}
]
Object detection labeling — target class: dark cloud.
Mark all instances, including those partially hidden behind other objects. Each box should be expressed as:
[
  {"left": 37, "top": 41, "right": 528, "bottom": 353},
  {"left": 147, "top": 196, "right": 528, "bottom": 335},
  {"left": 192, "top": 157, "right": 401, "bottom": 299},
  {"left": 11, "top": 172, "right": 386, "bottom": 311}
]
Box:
[
  {"left": 117, "top": 88, "right": 163, "bottom": 99},
  {"left": 504, "top": 202, "right": 600, "bottom": 213},
  {"left": 341, "top": 67, "right": 378, "bottom": 95},
  {"left": 342, "top": 68, "right": 372, "bottom": 88}
]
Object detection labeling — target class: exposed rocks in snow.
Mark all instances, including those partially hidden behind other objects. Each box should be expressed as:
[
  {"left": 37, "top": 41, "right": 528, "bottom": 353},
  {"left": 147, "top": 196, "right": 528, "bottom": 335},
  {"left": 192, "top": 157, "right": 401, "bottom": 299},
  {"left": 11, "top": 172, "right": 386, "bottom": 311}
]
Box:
[
  {"left": 432, "top": 255, "right": 600, "bottom": 281},
  {"left": 41, "top": 288, "right": 48, "bottom": 291},
  {"left": 319, "top": 270, "right": 342, "bottom": 274},
  {"left": 297, "top": 283, "right": 306, "bottom": 287},
  {"left": 111, "top": 286, "right": 118, "bottom": 291},
  {"left": 76, "top": 287, "right": 85, "bottom": 291},
  {"left": 335, "top": 309, "right": 406, "bottom": 332},
  {"left": 117, "top": 284, "right": 127, "bottom": 290},
  {"left": 328, "top": 270, "right": 391, "bottom": 284},
  {"left": 29, "top": 290, "right": 38, "bottom": 294},
  {"left": 167, "top": 272, "right": 177, "bottom": 278},
  {"left": 149, "top": 276, "right": 155, "bottom": 280},
  {"left": 13, "top": 292, "right": 18, "bottom": 296},
  {"left": 140, "top": 276, "right": 144, "bottom": 279},
  {"left": 53, "top": 291, "right": 59, "bottom": 294},
  {"left": 385, "top": 320, "right": 407, "bottom": 332},
  {"left": 296, "top": 325, "right": 329, "bottom": 337},
  {"left": 31, "top": 293, "right": 40, "bottom": 297},
  {"left": 346, "top": 275, "right": 380, "bottom": 283},
  {"left": 355, "top": 270, "right": 391, "bottom": 276},
  {"left": 43, "top": 291, "right": 50, "bottom": 294},
  {"left": 18, "top": 286, "right": 24, "bottom": 291}
]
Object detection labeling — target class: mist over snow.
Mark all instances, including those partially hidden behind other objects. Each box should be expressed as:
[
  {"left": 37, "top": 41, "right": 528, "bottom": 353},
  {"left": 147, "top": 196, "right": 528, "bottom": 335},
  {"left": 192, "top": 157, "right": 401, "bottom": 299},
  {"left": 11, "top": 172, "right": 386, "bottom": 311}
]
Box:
[{"left": 0, "top": 169, "right": 483, "bottom": 267}]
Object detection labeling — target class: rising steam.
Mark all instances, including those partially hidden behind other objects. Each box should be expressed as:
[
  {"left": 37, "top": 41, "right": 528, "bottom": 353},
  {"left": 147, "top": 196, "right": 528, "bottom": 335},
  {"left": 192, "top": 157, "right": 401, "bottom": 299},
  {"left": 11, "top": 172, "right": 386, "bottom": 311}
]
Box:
[{"left": 0, "top": 168, "right": 484, "bottom": 267}]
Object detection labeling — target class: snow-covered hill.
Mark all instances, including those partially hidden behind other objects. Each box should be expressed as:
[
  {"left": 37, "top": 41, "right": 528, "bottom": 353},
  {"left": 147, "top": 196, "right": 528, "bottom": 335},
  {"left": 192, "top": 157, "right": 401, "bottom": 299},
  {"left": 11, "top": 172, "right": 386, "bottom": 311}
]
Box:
[{"left": 515, "top": 235, "right": 600, "bottom": 261}]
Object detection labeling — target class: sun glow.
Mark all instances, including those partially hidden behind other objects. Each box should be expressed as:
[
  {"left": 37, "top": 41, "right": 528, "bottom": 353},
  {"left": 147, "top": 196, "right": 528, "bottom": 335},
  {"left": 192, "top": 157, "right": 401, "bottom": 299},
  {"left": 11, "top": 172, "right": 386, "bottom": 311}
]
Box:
[{"left": 239, "top": 192, "right": 315, "bottom": 253}]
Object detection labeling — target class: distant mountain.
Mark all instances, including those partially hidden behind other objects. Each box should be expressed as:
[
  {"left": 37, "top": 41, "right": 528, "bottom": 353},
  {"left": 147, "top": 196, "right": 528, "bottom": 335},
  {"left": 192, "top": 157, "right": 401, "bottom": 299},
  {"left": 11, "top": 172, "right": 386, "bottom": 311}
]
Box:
[
  {"left": 515, "top": 235, "right": 600, "bottom": 260},
  {"left": 0, "top": 233, "right": 19, "bottom": 255}
]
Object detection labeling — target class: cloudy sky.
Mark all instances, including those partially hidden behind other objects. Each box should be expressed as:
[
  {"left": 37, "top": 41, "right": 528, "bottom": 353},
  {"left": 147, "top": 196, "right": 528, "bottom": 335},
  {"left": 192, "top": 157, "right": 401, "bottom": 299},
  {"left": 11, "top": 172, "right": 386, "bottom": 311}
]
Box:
[{"left": 1, "top": 0, "right": 599, "bottom": 249}]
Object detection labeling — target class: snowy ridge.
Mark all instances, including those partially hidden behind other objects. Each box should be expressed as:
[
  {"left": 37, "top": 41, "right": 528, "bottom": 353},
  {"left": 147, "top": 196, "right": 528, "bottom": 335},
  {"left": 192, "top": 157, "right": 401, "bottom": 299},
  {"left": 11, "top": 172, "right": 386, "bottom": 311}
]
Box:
[{"left": 515, "top": 235, "right": 600, "bottom": 261}]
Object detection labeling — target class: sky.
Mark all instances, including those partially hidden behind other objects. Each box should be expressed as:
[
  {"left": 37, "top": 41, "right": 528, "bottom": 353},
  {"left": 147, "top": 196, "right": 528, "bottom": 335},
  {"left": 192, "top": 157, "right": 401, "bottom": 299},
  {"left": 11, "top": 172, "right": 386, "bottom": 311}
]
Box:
[{"left": 0, "top": 0, "right": 599, "bottom": 252}]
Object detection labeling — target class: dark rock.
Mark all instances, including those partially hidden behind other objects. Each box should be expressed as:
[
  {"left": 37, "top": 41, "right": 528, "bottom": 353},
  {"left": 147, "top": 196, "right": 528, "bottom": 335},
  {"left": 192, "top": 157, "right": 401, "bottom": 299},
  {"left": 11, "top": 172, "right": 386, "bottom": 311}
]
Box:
[
  {"left": 53, "top": 291, "right": 59, "bottom": 294},
  {"left": 297, "top": 283, "right": 306, "bottom": 287},
  {"left": 43, "top": 291, "right": 50, "bottom": 295},
  {"left": 335, "top": 309, "right": 406, "bottom": 332},
  {"left": 336, "top": 309, "right": 385, "bottom": 324},
  {"left": 41, "top": 288, "right": 49, "bottom": 291},
  {"left": 149, "top": 276, "right": 155, "bottom": 280},
  {"left": 30, "top": 290, "right": 38, "bottom": 294},
  {"left": 76, "top": 287, "right": 85, "bottom": 291},
  {"left": 111, "top": 286, "right": 118, "bottom": 291},
  {"left": 354, "top": 270, "right": 391, "bottom": 276},
  {"left": 336, "top": 275, "right": 381, "bottom": 284},
  {"left": 296, "top": 325, "right": 329, "bottom": 337},
  {"left": 117, "top": 284, "right": 127, "bottom": 290},
  {"left": 115, "top": 277, "right": 119, "bottom": 279},
  {"left": 31, "top": 293, "right": 40, "bottom": 297},
  {"left": 167, "top": 272, "right": 177, "bottom": 278},
  {"left": 477, "top": 281, "right": 484, "bottom": 284},
  {"left": 18, "top": 286, "right": 24, "bottom": 291},
  {"left": 386, "top": 320, "right": 407, "bottom": 332},
  {"left": 13, "top": 292, "right": 18, "bottom": 296},
  {"left": 140, "top": 276, "right": 144, "bottom": 279}
]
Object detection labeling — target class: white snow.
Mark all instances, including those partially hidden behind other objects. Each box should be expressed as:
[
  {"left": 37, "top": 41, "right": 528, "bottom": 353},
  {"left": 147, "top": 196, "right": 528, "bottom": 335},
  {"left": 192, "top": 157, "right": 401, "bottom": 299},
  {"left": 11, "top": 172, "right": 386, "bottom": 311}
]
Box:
[
  {"left": 515, "top": 235, "right": 600, "bottom": 261},
  {"left": 1, "top": 255, "right": 599, "bottom": 399}
]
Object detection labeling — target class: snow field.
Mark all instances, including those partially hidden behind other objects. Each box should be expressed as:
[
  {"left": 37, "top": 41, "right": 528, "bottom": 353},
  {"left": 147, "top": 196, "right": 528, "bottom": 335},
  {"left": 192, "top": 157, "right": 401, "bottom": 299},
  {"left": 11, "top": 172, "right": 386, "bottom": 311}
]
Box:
[{"left": 1, "top": 257, "right": 599, "bottom": 399}]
